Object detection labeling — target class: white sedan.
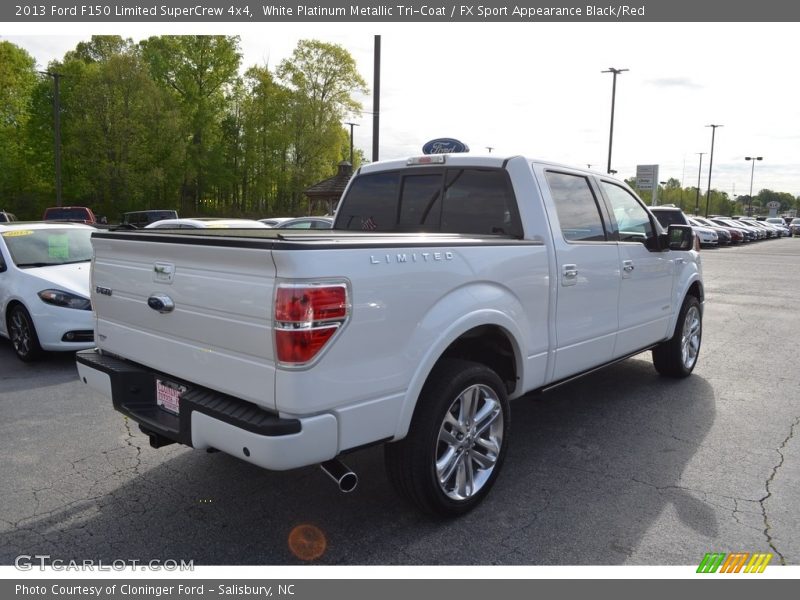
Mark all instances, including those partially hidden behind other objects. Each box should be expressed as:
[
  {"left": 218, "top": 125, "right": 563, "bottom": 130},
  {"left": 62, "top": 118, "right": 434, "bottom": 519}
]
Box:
[
  {"left": 145, "top": 218, "right": 269, "bottom": 229},
  {"left": 0, "top": 222, "right": 95, "bottom": 361}
]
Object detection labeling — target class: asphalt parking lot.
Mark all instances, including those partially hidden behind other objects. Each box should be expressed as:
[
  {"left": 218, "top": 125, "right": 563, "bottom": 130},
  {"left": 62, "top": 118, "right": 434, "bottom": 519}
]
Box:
[{"left": 1, "top": 238, "right": 798, "bottom": 567}]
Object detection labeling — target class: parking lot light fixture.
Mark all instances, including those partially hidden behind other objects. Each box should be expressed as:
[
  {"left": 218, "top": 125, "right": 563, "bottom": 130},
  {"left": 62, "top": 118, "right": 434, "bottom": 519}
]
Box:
[
  {"left": 602, "top": 67, "right": 628, "bottom": 175},
  {"left": 745, "top": 156, "right": 763, "bottom": 216}
]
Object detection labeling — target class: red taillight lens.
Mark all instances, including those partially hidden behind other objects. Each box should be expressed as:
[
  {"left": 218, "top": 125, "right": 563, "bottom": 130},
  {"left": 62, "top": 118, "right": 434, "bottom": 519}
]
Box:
[
  {"left": 275, "top": 327, "right": 339, "bottom": 364},
  {"left": 274, "top": 282, "right": 349, "bottom": 366},
  {"left": 275, "top": 285, "right": 347, "bottom": 322}
]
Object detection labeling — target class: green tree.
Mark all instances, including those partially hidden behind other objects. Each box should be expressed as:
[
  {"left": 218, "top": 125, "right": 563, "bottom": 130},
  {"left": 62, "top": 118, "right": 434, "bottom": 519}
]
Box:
[
  {"left": 140, "top": 35, "right": 242, "bottom": 212},
  {"left": 0, "top": 41, "right": 39, "bottom": 216},
  {"left": 240, "top": 65, "right": 292, "bottom": 215},
  {"left": 277, "top": 40, "right": 367, "bottom": 211},
  {"left": 36, "top": 36, "right": 185, "bottom": 218}
]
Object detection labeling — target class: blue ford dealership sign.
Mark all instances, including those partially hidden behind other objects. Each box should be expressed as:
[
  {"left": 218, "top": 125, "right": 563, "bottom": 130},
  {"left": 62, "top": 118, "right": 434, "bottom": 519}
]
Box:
[{"left": 422, "top": 138, "right": 470, "bottom": 154}]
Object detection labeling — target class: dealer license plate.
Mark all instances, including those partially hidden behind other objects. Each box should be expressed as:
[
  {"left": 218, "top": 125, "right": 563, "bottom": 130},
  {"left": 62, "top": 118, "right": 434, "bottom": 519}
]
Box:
[{"left": 156, "top": 379, "right": 186, "bottom": 415}]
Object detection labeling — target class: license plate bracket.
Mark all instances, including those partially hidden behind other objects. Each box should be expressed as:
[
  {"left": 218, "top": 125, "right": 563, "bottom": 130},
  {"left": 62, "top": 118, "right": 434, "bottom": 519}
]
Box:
[{"left": 156, "top": 379, "right": 187, "bottom": 415}]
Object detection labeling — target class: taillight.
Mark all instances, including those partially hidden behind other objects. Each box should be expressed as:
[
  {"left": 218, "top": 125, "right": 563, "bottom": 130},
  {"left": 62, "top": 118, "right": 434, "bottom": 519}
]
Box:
[{"left": 274, "top": 281, "right": 349, "bottom": 366}]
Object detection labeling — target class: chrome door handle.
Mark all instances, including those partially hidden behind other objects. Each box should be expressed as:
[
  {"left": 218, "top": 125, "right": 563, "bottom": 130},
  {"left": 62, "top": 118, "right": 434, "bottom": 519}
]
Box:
[
  {"left": 147, "top": 293, "right": 175, "bottom": 313},
  {"left": 561, "top": 264, "right": 578, "bottom": 286},
  {"left": 622, "top": 260, "right": 635, "bottom": 273}
]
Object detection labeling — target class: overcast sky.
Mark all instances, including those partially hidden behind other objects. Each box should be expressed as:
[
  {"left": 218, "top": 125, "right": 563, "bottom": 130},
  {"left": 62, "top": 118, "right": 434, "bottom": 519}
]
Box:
[{"left": 4, "top": 21, "right": 800, "bottom": 197}]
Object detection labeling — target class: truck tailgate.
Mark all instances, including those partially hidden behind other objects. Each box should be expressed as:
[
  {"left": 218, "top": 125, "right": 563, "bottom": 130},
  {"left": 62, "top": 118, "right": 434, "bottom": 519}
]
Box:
[{"left": 90, "top": 234, "right": 277, "bottom": 410}]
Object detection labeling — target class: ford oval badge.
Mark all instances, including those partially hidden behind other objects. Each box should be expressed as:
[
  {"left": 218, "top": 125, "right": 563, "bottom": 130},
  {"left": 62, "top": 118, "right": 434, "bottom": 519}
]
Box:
[{"left": 422, "top": 138, "right": 469, "bottom": 155}]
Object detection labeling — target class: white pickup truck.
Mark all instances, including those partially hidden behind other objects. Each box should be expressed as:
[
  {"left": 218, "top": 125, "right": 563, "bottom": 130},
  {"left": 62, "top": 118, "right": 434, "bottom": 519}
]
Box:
[{"left": 76, "top": 154, "right": 703, "bottom": 516}]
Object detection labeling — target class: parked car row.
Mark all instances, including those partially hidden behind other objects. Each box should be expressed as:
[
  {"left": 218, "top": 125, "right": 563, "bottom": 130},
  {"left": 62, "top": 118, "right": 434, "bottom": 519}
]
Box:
[{"left": 649, "top": 206, "right": 794, "bottom": 247}]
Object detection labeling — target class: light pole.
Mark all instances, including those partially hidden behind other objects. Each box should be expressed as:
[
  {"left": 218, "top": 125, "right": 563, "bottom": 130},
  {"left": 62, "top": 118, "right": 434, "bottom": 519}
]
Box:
[
  {"left": 695, "top": 152, "right": 705, "bottom": 215},
  {"left": 745, "top": 156, "right": 763, "bottom": 216},
  {"left": 602, "top": 67, "right": 628, "bottom": 174},
  {"left": 705, "top": 124, "right": 722, "bottom": 216},
  {"left": 344, "top": 122, "right": 359, "bottom": 166}
]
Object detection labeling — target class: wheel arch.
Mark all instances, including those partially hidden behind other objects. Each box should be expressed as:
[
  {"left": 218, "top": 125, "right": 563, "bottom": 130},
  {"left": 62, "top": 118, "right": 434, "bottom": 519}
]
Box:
[
  {"left": 3, "top": 298, "right": 26, "bottom": 336},
  {"left": 667, "top": 275, "right": 704, "bottom": 336},
  {"left": 393, "top": 314, "right": 524, "bottom": 441}
]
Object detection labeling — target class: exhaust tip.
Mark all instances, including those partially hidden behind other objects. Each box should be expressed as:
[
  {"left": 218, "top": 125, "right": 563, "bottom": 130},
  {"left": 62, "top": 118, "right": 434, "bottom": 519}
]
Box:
[
  {"left": 320, "top": 459, "right": 358, "bottom": 493},
  {"left": 338, "top": 471, "right": 358, "bottom": 493}
]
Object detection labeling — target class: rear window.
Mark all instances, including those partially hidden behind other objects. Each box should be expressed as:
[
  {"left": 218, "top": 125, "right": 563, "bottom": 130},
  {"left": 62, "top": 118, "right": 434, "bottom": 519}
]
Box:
[
  {"left": 335, "top": 167, "right": 523, "bottom": 237},
  {"left": 43, "top": 207, "right": 91, "bottom": 221}
]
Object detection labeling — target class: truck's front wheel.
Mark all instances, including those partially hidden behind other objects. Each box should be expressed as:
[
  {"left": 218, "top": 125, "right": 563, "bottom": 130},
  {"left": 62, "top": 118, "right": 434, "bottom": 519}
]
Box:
[{"left": 385, "top": 359, "right": 509, "bottom": 516}]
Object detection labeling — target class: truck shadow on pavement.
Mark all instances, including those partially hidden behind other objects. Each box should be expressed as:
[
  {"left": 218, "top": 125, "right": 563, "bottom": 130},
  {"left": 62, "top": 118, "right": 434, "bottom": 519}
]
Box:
[{"left": 1, "top": 357, "right": 716, "bottom": 566}]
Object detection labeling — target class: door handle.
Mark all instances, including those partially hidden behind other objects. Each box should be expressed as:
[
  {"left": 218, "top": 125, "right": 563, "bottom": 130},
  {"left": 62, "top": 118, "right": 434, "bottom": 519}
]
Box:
[
  {"left": 561, "top": 264, "right": 578, "bottom": 286},
  {"left": 622, "top": 260, "right": 635, "bottom": 273}
]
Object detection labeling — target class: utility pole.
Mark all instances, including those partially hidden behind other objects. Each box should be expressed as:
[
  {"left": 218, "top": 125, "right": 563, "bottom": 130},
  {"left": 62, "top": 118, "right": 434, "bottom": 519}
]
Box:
[
  {"left": 705, "top": 124, "right": 723, "bottom": 217},
  {"left": 602, "top": 67, "right": 628, "bottom": 174},
  {"left": 372, "top": 35, "right": 381, "bottom": 163},
  {"left": 344, "top": 122, "right": 359, "bottom": 165},
  {"left": 41, "top": 71, "right": 63, "bottom": 206},
  {"left": 745, "top": 156, "right": 763, "bottom": 217},
  {"left": 695, "top": 152, "right": 705, "bottom": 215}
]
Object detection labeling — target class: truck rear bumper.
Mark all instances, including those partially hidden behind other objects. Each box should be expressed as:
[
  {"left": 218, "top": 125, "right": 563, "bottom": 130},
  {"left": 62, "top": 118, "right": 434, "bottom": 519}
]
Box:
[{"left": 76, "top": 349, "right": 338, "bottom": 471}]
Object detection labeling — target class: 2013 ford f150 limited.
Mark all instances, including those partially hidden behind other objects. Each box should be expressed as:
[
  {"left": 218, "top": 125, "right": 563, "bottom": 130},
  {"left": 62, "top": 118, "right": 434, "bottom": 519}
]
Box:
[{"left": 76, "top": 154, "right": 703, "bottom": 516}]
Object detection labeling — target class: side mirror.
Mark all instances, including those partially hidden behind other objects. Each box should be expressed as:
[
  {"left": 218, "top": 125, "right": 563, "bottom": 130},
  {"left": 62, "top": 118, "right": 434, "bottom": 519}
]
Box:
[{"left": 665, "top": 224, "right": 694, "bottom": 251}]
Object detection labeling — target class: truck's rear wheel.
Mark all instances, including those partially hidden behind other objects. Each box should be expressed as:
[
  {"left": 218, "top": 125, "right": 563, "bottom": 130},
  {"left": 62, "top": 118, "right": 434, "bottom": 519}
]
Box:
[
  {"left": 385, "top": 359, "right": 509, "bottom": 516},
  {"left": 652, "top": 295, "right": 702, "bottom": 378}
]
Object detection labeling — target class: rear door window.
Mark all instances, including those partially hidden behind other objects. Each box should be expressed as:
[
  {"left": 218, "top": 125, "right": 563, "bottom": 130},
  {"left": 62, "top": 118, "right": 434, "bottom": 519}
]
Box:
[{"left": 545, "top": 171, "right": 608, "bottom": 242}]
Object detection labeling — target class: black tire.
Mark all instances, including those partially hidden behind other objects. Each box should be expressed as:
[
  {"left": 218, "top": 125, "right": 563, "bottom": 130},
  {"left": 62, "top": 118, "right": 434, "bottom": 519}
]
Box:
[
  {"left": 385, "top": 358, "right": 509, "bottom": 517},
  {"left": 7, "top": 304, "right": 43, "bottom": 362},
  {"left": 652, "top": 295, "right": 702, "bottom": 378}
]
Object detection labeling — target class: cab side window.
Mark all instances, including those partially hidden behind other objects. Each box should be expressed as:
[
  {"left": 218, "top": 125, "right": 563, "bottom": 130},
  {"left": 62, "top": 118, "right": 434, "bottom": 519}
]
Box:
[
  {"left": 601, "top": 181, "right": 654, "bottom": 244},
  {"left": 545, "top": 171, "right": 607, "bottom": 242}
]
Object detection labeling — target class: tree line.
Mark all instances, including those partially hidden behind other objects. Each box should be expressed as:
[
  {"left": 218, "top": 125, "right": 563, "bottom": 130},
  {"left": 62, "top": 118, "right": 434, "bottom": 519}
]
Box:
[
  {"left": 0, "top": 35, "right": 367, "bottom": 221},
  {"left": 628, "top": 178, "right": 799, "bottom": 217}
]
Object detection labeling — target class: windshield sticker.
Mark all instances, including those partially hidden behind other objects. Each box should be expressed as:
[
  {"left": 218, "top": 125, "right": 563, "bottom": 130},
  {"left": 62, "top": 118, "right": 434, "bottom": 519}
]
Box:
[
  {"left": 48, "top": 234, "right": 70, "bottom": 259},
  {"left": 1, "top": 230, "right": 34, "bottom": 237}
]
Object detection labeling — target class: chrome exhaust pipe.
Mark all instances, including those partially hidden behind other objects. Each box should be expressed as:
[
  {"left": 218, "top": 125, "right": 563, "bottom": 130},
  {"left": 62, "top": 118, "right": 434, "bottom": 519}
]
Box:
[{"left": 319, "top": 459, "right": 358, "bottom": 493}]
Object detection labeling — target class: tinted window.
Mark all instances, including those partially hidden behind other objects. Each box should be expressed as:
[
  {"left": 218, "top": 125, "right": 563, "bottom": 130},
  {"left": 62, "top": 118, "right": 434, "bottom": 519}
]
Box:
[
  {"left": 601, "top": 182, "right": 655, "bottom": 242},
  {"left": 336, "top": 168, "right": 521, "bottom": 236},
  {"left": 441, "top": 169, "right": 521, "bottom": 236},
  {"left": 398, "top": 175, "right": 442, "bottom": 229},
  {"left": 43, "top": 208, "right": 90, "bottom": 221},
  {"left": 545, "top": 171, "right": 606, "bottom": 242},
  {"left": 336, "top": 172, "right": 401, "bottom": 231}
]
